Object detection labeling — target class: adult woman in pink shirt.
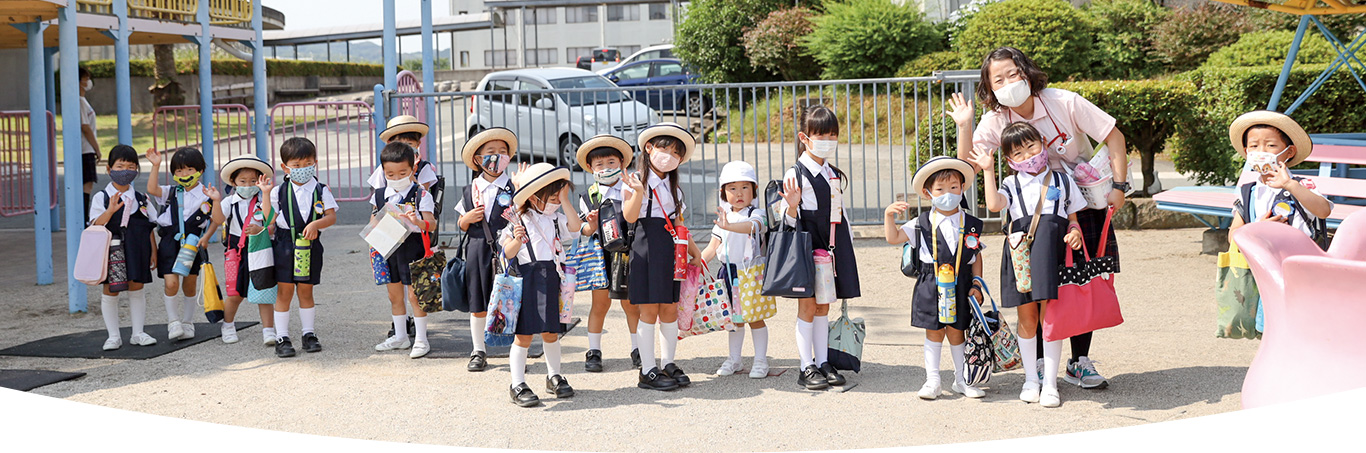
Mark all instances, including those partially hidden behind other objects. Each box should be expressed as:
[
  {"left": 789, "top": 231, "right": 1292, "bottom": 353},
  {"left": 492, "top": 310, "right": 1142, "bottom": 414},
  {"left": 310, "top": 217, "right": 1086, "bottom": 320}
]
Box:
[{"left": 962, "top": 46, "right": 1130, "bottom": 391}]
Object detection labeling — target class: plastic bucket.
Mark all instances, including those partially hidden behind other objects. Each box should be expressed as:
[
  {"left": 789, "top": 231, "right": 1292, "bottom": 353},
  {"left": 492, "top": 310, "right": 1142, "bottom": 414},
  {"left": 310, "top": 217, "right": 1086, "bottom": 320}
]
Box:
[{"left": 1078, "top": 176, "right": 1112, "bottom": 210}]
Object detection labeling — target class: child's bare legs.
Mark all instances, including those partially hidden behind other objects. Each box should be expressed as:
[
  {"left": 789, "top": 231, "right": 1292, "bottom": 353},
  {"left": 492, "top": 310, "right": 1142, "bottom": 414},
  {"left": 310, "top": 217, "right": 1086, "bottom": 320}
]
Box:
[
  {"left": 587, "top": 289, "right": 610, "bottom": 352},
  {"left": 1014, "top": 301, "right": 1044, "bottom": 401},
  {"left": 620, "top": 299, "right": 640, "bottom": 354}
]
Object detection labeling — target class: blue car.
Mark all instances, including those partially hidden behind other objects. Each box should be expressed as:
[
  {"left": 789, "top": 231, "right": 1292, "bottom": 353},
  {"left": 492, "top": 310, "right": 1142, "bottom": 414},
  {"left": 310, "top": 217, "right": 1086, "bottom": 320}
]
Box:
[{"left": 603, "top": 58, "right": 713, "bottom": 116}]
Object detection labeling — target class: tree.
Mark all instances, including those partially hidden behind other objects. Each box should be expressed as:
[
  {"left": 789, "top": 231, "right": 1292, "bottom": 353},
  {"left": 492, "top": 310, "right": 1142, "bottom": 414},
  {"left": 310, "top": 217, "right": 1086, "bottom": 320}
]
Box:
[
  {"left": 803, "top": 0, "right": 943, "bottom": 80},
  {"left": 1150, "top": 3, "right": 1253, "bottom": 71},
  {"left": 742, "top": 7, "right": 820, "bottom": 81},
  {"left": 953, "top": 0, "right": 1097, "bottom": 82},
  {"left": 1085, "top": 0, "right": 1171, "bottom": 80},
  {"left": 675, "top": 0, "right": 788, "bottom": 83},
  {"left": 150, "top": 44, "right": 185, "bottom": 107}
]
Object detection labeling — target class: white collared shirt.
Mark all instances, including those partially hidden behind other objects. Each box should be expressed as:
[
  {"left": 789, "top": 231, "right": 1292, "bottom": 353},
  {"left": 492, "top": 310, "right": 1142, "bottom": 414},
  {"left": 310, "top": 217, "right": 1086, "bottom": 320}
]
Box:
[
  {"left": 711, "top": 204, "right": 767, "bottom": 264},
  {"left": 269, "top": 178, "right": 339, "bottom": 230},
  {"left": 998, "top": 171, "right": 1087, "bottom": 221},
  {"left": 370, "top": 185, "right": 435, "bottom": 214},
  {"left": 89, "top": 183, "right": 156, "bottom": 227},
  {"left": 900, "top": 210, "right": 978, "bottom": 265},
  {"left": 779, "top": 154, "right": 853, "bottom": 228},
  {"left": 223, "top": 192, "right": 267, "bottom": 237},
  {"left": 152, "top": 183, "right": 213, "bottom": 229},
  {"left": 452, "top": 173, "right": 513, "bottom": 216},
  {"left": 366, "top": 161, "right": 439, "bottom": 190},
  {"left": 1237, "top": 180, "right": 1331, "bottom": 238},
  {"left": 622, "top": 173, "right": 685, "bottom": 219},
  {"left": 501, "top": 209, "right": 579, "bottom": 265}
]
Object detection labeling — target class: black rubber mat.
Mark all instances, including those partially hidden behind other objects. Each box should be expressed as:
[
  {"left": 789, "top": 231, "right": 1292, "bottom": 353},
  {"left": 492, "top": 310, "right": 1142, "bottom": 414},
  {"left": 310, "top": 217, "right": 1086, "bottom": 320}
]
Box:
[
  {"left": 422, "top": 317, "right": 580, "bottom": 359},
  {"left": 0, "top": 369, "right": 87, "bottom": 391},
  {"left": 0, "top": 322, "right": 258, "bottom": 360}
]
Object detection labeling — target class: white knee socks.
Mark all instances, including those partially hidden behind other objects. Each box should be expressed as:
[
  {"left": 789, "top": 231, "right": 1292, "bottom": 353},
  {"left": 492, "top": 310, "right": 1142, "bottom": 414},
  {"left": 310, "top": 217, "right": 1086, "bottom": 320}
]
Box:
[
  {"left": 274, "top": 310, "right": 290, "bottom": 339},
  {"left": 470, "top": 315, "right": 486, "bottom": 353},
  {"left": 163, "top": 294, "right": 180, "bottom": 323},
  {"left": 392, "top": 315, "right": 409, "bottom": 340},
  {"left": 1019, "top": 335, "right": 1039, "bottom": 384},
  {"left": 128, "top": 289, "right": 147, "bottom": 337},
  {"left": 751, "top": 327, "right": 769, "bottom": 361},
  {"left": 414, "top": 316, "right": 428, "bottom": 343},
  {"left": 630, "top": 332, "right": 639, "bottom": 350},
  {"left": 299, "top": 307, "right": 315, "bottom": 335},
  {"left": 510, "top": 344, "right": 528, "bottom": 386},
  {"left": 637, "top": 321, "right": 657, "bottom": 375},
  {"left": 813, "top": 316, "right": 829, "bottom": 366},
  {"left": 544, "top": 340, "right": 562, "bottom": 376},
  {"left": 795, "top": 319, "right": 815, "bottom": 369},
  {"left": 659, "top": 321, "right": 679, "bottom": 367},
  {"left": 950, "top": 342, "right": 967, "bottom": 385},
  {"left": 728, "top": 326, "right": 746, "bottom": 362},
  {"left": 923, "top": 339, "right": 943, "bottom": 383},
  {"left": 1043, "top": 339, "right": 1064, "bottom": 390},
  {"left": 101, "top": 295, "right": 121, "bottom": 339},
  {"left": 180, "top": 294, "right": 196, "bottom": 324},
  {"left": 588, "top": 332, "right": 603, "bottom": 351}
]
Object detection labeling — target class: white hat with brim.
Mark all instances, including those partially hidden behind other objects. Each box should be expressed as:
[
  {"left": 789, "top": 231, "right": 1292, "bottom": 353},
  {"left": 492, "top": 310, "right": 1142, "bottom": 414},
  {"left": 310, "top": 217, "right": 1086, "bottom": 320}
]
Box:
[
  {"left": 577, "top": 134, "right": 634, "bottom": 170},
  {"left": 1228, "top": 110, "right": 1313, "bottom": 167},
  {"left": 219, "top": 156, "right": 274, "bottom": 186},
  {"left": 637, "top": 122, "right": 695, "bottom": 163},
  {"left": 911, "top": 156, "right": 976, "bottom": 198},
  {"left": 719, "top": 161, "right": 758, "bottom": 187},
  {"left": 379, "top": 115, "right": 429, "bottom": 143},
  {"left": 463, "top": 127, "right": 518, "bottom": 171},
  {"left": 513, "top": 162, "right": 571, "bottom": 208}
]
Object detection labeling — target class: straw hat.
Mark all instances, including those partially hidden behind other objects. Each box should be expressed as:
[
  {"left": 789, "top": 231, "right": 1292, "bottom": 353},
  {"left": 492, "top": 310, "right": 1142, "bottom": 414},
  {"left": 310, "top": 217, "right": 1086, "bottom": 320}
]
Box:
[
  {"left": 1228, "top": 110, "right": 1313, "bottom": 166},
  {"left": 637, "top": 122, "right": 695, "bottom": 162},
  {"left": 513, "top": 162, "right": 571, "bottom": 208},
  {"left": 462, "top": 127, "right": 518, "bottom": 171},
  {"left": 218, "top": 156, "right": 274, "bottom": 186},
  {"left": 576, "top": 134, "right": 634, "bottom": 170},
  {"left": 379, "top": 115, "right": 429, "bottom": 143},
  {"left": 911, "top": 156, "right": 976, "bottom": 197}
]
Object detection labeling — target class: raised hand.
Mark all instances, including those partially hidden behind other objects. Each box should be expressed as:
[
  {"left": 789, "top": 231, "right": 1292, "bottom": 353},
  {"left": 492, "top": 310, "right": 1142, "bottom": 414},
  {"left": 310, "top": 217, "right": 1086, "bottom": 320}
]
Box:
[
  {"left": 968, "top": 145, "right": 995, "bottom": 172},
  {"left": 714, "top": 207, "right": 731, "bottom": 228},
  {"left": 623, "top": 170, "right": 645, "bottom": 193},
  {"left": 145, "top": 148, "right": 163, "bottom": 168},
  {"left": 1264, "top": 161, "right": 1293, "bottom": 189},
  {"left": 107, "top": 191, "right": 126, "bottom": 213},
  {"left": 779, "top": 177, "right": 801, "bottom": 209},
  {"left": 884, "top": 201, "right": 910, "bottom": 219},
  {"left": 945, "top": 92, "right": 974, "bottom": 127},
  {"left": 202, "top": 184, "right": 222, "bottom": 202},
  {"left": 256, "top": 174, "right": 273, "bottom": 193}
]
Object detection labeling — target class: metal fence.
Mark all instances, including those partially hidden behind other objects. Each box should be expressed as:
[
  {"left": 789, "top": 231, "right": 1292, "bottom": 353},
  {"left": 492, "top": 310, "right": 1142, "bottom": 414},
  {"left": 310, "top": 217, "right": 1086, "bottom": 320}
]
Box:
[
  {"left": 0, "top": 111, "right": 58, "bottom": 217},
  {"left": 391, "top": 72, "right": 984, "bottom": 233},
  {"left": 151, "top": 103, "right": 255, "bottom": 174},
  {"left": 267, "top": 101, "right": 377, "bottom": 201}
]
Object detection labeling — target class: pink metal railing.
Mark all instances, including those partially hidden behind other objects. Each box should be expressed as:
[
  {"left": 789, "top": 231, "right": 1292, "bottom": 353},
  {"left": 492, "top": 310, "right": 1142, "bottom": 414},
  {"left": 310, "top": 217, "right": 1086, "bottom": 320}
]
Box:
[
  {"left": 0, "top": 111, "right": 58, "bottom": 217},
  {"left": 394, "top": 70, "right": 430, "bottom": 160},
  {"left": 150, "top": 104, "right": 256, "bottom": 175}
]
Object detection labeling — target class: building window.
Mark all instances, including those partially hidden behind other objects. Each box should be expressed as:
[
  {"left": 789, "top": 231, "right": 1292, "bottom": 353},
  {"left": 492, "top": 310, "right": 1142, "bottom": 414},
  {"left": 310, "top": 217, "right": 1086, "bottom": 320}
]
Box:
[
  {"left": 459, "top": 51, "right": 470, "bottom": 68},
  {"left": 565, "top": 6, "right": 597, "bottom": 23},
  {"left": 616, "top": 45, "right": 642, "bottom": 58},
  {"left": 648, "top": 4, "right": 669, "bottom": 20},
  {"left": 607, "top": 5, "right": 639, "bottom": 22},
  {"left": 528, "top": 8, "right": 555, "bottom": 24},
  {"left": 523, "top": 48, "right": 558, "bottom": 66},
  {"left": 567, "top": 46, "right": 595, "bottom": 64},
  {"left": 484, "top": 50, "right": 518, "bottom": 67}
]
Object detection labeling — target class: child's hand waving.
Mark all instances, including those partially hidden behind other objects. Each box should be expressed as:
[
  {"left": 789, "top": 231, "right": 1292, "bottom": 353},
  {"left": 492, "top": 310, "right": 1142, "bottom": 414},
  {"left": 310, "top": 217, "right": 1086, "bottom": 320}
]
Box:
[
  {"left": 256, "top": 174, "right": 273, "bottom": 193},
  {"left": 968, "top": 145, "right": 995, "bottom": 172},
  {"left": 623, "top": 170, "right": 645, "bottom": 193},
  {"left": 1264, "top": 161, "right": 1293, "bottom": 189},
  {"left": 780, "top": 177, "right": 802, "bottom": 208},
  {"left": 713, "top": 207, "right": 731, "bottom": 229},
  {"left": 202, "top": 184, "right": 222, "bottom": 202},
  {"left": 945, "top": 92, "right": 974, "bottom": 127},
  {"left": 146, "top": 148, "right": 162, "bottom": 168},
  {"left": 884, "top": 201, "right": 910, "bottom": 219}
]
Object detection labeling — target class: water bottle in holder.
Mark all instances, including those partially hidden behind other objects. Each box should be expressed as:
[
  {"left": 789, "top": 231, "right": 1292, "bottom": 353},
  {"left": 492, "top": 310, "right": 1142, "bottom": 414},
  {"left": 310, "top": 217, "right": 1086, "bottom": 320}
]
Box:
[
  {"left": 172, "top": 234, "right": 200, "bottom": 276},
  {"left": 293, "top": 238, "right": 312, "bottom": 282},
  {"left": 671, "top": 225, "right": 690, "bottom": 281},
  {"left": 936, "top": 263, "right": 957, "bottom": 324}
]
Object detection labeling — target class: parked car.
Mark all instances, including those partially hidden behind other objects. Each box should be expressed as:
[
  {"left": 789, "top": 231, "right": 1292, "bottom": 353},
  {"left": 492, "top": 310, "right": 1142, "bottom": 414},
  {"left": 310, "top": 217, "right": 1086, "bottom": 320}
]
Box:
[
  {"left": 602, "top": 58, "right": 712, "bottom": 117},
  {"left": 574, "top": 48, "right": 622, "bottom": 72},
  {"left": 599, "top": 44, "right": 675, "bottom": 73},
  {"left": 467, "top": 68, "right": 659, "bottom": 167}
]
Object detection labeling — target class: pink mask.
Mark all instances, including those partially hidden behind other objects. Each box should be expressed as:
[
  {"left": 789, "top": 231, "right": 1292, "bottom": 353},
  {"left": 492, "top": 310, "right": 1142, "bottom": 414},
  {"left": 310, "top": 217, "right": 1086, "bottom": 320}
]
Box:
[
  {"left": 650, "top": 151, "right": 680, "bottom": 173},
  {"left": 1008, "top": 149, "right": 1048, "bottom": 174}
]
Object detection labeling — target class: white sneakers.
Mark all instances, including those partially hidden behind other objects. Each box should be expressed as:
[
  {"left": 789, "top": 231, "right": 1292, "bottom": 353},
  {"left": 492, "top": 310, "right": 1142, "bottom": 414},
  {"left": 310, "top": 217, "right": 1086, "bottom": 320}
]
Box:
[
  {"left": 221, "top": 323, "right": 239, "bottom": 344},
  {"left": 167, "top": 321, "right": 194, "bottom": 341},
  {"left": 102, "top": 337, "right": 122, "bottom": 351},
  {"left": 1020, "top": 381, "right": 1041, "bottom": 403},
  {"left": 375, "top": 335, "right": 412, "bottom": 351},
  {"left": 262, "top": 328, "right": 277, "bottom": 346},
  {"left": 716, "top": 359, "right": 743, "bottom": 376},
  {"left": 1040, "top": 387, "right": 1062, "bottom": 408},
  {"left": 918, "top": 380, "right": 942, "bottom": 400},
  {"left": 952, "top": 380, "right": 986, "bottom": 398},
  {"left": 129, "top": 333, "right": 157, "bottom": 346},
  {"left": 749, "top": 358, "right": 769, "bottom": 379},
  {"left": 410, "top": 340, "right": 430, "bottom": 358},
  {"left": 181, "top": 322, "right": 195, "bottom": 339}
]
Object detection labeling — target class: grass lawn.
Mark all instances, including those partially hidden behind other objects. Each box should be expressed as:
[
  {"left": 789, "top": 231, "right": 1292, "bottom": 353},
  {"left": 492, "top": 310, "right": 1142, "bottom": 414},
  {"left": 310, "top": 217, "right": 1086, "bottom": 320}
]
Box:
[{"left": 52, "top": 114, "right": 155, "bottom": 164}]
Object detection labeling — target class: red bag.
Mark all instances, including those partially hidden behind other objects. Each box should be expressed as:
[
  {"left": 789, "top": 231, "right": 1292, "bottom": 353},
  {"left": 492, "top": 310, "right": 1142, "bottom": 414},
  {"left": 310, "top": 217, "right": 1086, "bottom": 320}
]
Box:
[
  {"left": 1044, "top": 207, "right": 1123, "bottom": 341},
  {"left": 224, "top": 197, "right": 258, "bottom": 297}
]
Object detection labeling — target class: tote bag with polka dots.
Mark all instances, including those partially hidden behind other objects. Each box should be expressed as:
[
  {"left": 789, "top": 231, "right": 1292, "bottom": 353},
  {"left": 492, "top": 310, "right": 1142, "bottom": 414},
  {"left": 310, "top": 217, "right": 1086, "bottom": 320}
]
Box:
[
  {"left": 1043, "top": 207, "right": 1122, "bottom": 342},
  {"left": 733, "top": 231, "right": 777, "bottom": 323}
]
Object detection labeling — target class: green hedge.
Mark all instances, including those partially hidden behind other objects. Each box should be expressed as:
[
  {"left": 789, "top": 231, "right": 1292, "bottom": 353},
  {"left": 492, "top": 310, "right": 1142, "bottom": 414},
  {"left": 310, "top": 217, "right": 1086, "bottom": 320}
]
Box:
[
  {"left": 81, "top": 59, "right": 386, "bottom": 78},
  {"left": 1202, "top": 30, "right": 1336, "bottom": 69},
  {"left": 1054, "top": 79, "right": 1196, "bottom": 191},
  {"left": 896, "top": 51, "right": 969, "bottom": 78}
]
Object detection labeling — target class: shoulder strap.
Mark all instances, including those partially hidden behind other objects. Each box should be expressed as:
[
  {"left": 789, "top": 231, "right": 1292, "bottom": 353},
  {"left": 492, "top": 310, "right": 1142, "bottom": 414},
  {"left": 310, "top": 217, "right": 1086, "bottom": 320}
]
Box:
[
  {"left": 916, "top": 211, "right": 933, "bottom": 261},
  {"left": 372, "top": 187, "right": 386, "bottom": 215},
  {"left": 1026, "top": 173, "right": 1051, "bottom": 239},
  {"left": 1238, "top": 182, "right": 1257, "bottom": 223}
]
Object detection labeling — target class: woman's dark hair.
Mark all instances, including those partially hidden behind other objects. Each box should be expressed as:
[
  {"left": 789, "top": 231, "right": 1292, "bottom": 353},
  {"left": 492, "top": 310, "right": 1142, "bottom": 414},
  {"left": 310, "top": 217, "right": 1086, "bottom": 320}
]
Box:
[
  {"left": 279, "top": 137, "right": 317, "bottom": 163},
  {"left": 380, "top": 142, "right": 416, "bottom": 166},
  {"left": 923, "top": 169, "right": 966, "bottom": 193},
  {"left": 976, "top": 47, "right": 1049, "bottom": 112},
  {"left": 107, "top": 144, "right": 138, "bottom": 167},
  {"left": 639, "top": 136, "right": 684, "bottom": 218},
  {"left": 169, "top": 147, "right": 206, "bottom": 173},
  {"left": 1243, "top": 125, "right": 1293, "bottom": 148},
  {"left": 391, "top": 131, "right": 423, "bottom": 144},
  {"left": 798, "top": 105, "right": 848, "bottom": 190},
  {"left": 519, "top": 179, "right": 574, "bottom": 214},
  {"left": 586, "top": 147, "right": 624, "bottom": 166},
  {"left": 78, "top": 67, "right": 91, "bottom": 80},
  {"left": 999, "top": 122, "right": 1044, "bottom": 173}
]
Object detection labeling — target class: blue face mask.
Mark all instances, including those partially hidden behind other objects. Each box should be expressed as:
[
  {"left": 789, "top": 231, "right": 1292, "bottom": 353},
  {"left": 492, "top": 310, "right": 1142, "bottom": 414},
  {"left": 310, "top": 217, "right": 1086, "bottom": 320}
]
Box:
[
  {"left": 288, "top": 165, "right": 316, "bottom": 182},
  {"left": 931, "top": 192, "right": 963, "bottom": 211}
]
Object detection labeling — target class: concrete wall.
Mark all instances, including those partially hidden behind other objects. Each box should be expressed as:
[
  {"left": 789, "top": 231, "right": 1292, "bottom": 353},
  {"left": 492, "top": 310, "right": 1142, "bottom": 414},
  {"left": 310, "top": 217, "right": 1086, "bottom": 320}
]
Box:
[{"left": 442, "top": 2, "right": 676, "bottom": 71}]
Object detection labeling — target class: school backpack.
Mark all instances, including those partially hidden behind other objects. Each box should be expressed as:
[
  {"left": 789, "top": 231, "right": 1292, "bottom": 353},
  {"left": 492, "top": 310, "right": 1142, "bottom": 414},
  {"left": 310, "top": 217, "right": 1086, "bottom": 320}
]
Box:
[
  {"left": 763, "top": 179, "right": 784, "bottom": 245},
  {"left": 1235, "top": 179, "right": 1330, "bottom": 250}
]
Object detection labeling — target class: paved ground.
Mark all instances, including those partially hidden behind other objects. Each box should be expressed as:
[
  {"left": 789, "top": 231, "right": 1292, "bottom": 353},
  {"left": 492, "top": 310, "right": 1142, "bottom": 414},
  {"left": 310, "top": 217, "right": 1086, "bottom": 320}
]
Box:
[{"left": 0, "top": 224, "right": 1258, "bottom": 450}]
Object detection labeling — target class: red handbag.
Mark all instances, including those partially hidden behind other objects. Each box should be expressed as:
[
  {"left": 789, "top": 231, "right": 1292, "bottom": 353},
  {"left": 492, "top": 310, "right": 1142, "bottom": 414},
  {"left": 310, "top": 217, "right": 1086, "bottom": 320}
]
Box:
[
  {"left": 1043, "top": 207, "right": 1122, "bottom": 342},
  {"left": 224, "top": 197, "right": 258, "bottom": 297}
]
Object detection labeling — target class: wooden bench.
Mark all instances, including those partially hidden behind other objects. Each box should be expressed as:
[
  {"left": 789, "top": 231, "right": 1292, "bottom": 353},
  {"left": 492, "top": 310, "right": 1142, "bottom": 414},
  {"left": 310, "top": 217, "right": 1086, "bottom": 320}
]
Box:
[{"left": 1154, "top": 135, "right": 1366, "bottom": 230}]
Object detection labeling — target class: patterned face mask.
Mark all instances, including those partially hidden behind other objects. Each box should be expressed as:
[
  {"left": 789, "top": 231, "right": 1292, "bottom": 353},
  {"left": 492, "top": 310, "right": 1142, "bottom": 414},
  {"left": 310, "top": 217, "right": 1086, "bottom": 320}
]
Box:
[
  {"left": 288, "top": 164, "right": 316, "bottom": 182},
  {"left": 481, "top": 154, "right": 510, "bottom": 175},
  {"left": 174, "top": 171, "right": 202, "bottom": 189}
]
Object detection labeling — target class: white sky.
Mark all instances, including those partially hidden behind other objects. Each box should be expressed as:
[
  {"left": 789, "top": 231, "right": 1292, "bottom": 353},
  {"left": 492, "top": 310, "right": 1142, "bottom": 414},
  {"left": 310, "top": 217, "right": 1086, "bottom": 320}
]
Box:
[{"left": 264, "top": 0, "right": 455, "bottom": 49}]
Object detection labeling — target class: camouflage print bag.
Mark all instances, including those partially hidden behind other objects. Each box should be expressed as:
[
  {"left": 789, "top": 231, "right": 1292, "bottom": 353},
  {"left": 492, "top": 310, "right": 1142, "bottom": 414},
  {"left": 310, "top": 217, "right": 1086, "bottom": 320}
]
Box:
[{"left": 410, "top": 232, "right": 446, "bottom": 314}]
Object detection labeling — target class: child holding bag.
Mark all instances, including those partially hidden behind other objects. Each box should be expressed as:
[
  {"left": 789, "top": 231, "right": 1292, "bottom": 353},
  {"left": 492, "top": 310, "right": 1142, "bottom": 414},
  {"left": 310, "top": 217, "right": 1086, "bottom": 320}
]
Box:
[
  {"left": 372, "top": 142, "right": 439, "bottom": 358},
  {"left": 777, "top": 105, "right": 860, "bottom": 391},
  {"left": 217, "top": 156, "right": 276, "bottom": 346},
  {"left": 452, "top": 128, "right": 517, "bottom": 372},
  {"left": 622, "top": 122, "right": 704, "bottom": 391},
  {"left": 89, "top": 145, "right": 158, "bottom": 350},
  {"left": 969, "top": 121, "right": 1086, "bottom": 408},
  {"left": 146, "top": 147, "right": 224, "bottom": 343},
  {"left": 500, "top": 163, "right": 581, "bottom": 407},
  {"left": 700, "top": 161, "right": 769, "bottom": 379},
  {"left": 575, "top": 135, "right": 643, "bottom": 372},
  {"left": 269, "top": 137, "right": 339, "bottom": 358}
]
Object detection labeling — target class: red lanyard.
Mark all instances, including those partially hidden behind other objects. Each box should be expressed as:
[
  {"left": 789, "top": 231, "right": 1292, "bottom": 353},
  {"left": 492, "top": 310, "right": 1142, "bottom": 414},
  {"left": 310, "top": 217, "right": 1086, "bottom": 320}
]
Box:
[{"left": 1007, "top": 100, "right": 1070, "bottom": 149}]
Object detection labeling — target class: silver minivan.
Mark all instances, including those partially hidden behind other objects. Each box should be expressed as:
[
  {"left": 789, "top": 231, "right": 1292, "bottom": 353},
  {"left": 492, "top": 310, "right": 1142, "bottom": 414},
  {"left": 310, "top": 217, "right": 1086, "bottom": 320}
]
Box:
[{"left": 467, "top": 68, "right": 659, "bottom": 166}]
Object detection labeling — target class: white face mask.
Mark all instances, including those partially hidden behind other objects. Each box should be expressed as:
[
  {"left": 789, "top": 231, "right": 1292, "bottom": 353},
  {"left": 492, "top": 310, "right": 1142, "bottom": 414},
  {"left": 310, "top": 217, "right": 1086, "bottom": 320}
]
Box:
[
  {"left": 931, "top": 192, "right": 963, "bottom": 211},
  {"left": 1246, "top": 150, "right": 1286, "bottom": 174},
  {"left": 808, "top": 139, "right": 839, "bottom": 159},
  {"left": 387, "top": 177, "right": 413, "bottom": 192},
  {"left": 82, "top": 80, "right": 93, "bottom": 92},
  {"left": 994, "top": 79, "right": 1031, "bottom": 108}
]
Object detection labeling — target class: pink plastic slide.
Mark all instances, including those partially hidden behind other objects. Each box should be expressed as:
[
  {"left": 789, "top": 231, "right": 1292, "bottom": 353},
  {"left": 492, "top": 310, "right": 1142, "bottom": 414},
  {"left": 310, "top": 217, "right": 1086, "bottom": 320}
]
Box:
[{"left": 1234, "top": 208, "right": 1366, "bottom": 409}]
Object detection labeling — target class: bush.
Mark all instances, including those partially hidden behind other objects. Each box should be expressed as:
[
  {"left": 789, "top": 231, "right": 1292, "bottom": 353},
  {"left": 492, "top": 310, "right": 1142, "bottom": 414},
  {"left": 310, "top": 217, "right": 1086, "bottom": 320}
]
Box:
[
  {"left": 896, "top": 51, "right": 969, "bottom": 78},
  {"left": 804, "top": 0, "right": 944, "bottom": 80},
  {"left": 1054, "top": 79, "right": 1196, "bottom": 192},
  {"left": 1151, "top": 3, "right": 1253, "bottom": 71},
  {"left": 742, "top": 7, "right": 820, "bottom": 81},
  {"left": 953, "top": 0, "right": 1096, "bottom": 82},
  {"left": 82, "top": 59, "right": 387, "bottom": 78},
  {"left": 1202, "top": 30, "right": 1336, "bottom": 69},
  {"left": 1084, "top": 0, "right": 1170, "bottom": 80},
  {"left": 675, "top": 0, "right": 788, "bottom": 83},
  {"left": 1173, "top": 65, "right": 1366, "bottom": 185},
  {"left": 945, "top": 0, "right": 1004, "bottom": 43}
]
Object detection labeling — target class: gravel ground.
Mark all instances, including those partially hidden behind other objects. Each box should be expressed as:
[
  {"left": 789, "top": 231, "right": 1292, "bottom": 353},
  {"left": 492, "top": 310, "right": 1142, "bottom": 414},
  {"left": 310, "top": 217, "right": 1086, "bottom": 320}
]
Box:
[{"left": 0, "top": 226, "right": 1258, "bottom": 450}]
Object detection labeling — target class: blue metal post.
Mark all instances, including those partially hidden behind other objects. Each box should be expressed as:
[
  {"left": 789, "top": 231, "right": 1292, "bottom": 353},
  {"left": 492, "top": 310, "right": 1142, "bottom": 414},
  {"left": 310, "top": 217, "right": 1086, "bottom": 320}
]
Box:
[
  {"left": 198, "top": 0, "right": 215, "bottom": 186},
  {"left": 374, "top": 83, "right": 386, "bottom": 159},
  {"left": 44, "top": 47, "right": 61, "bottom": 232},
  {"left": 1268, "top": 15, "right": 1310, "bottom": 111},
  {"left": 59, "top": 5, "right": 87, "bottom": 312},
  {"left": 421, "top": 0, "right": 437, "bottom": 160},
  {"left": 23, "top": 22, "right": 54, "bottom": 285},
  {"left": 251, "top": 0, "right": 269, "bottom": 160},
  {"left": 113, "top": 0, "right": 132, "bottom": 144},
  {"left": 383, "top": 0, "right": 398, "bottom": 92}
]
